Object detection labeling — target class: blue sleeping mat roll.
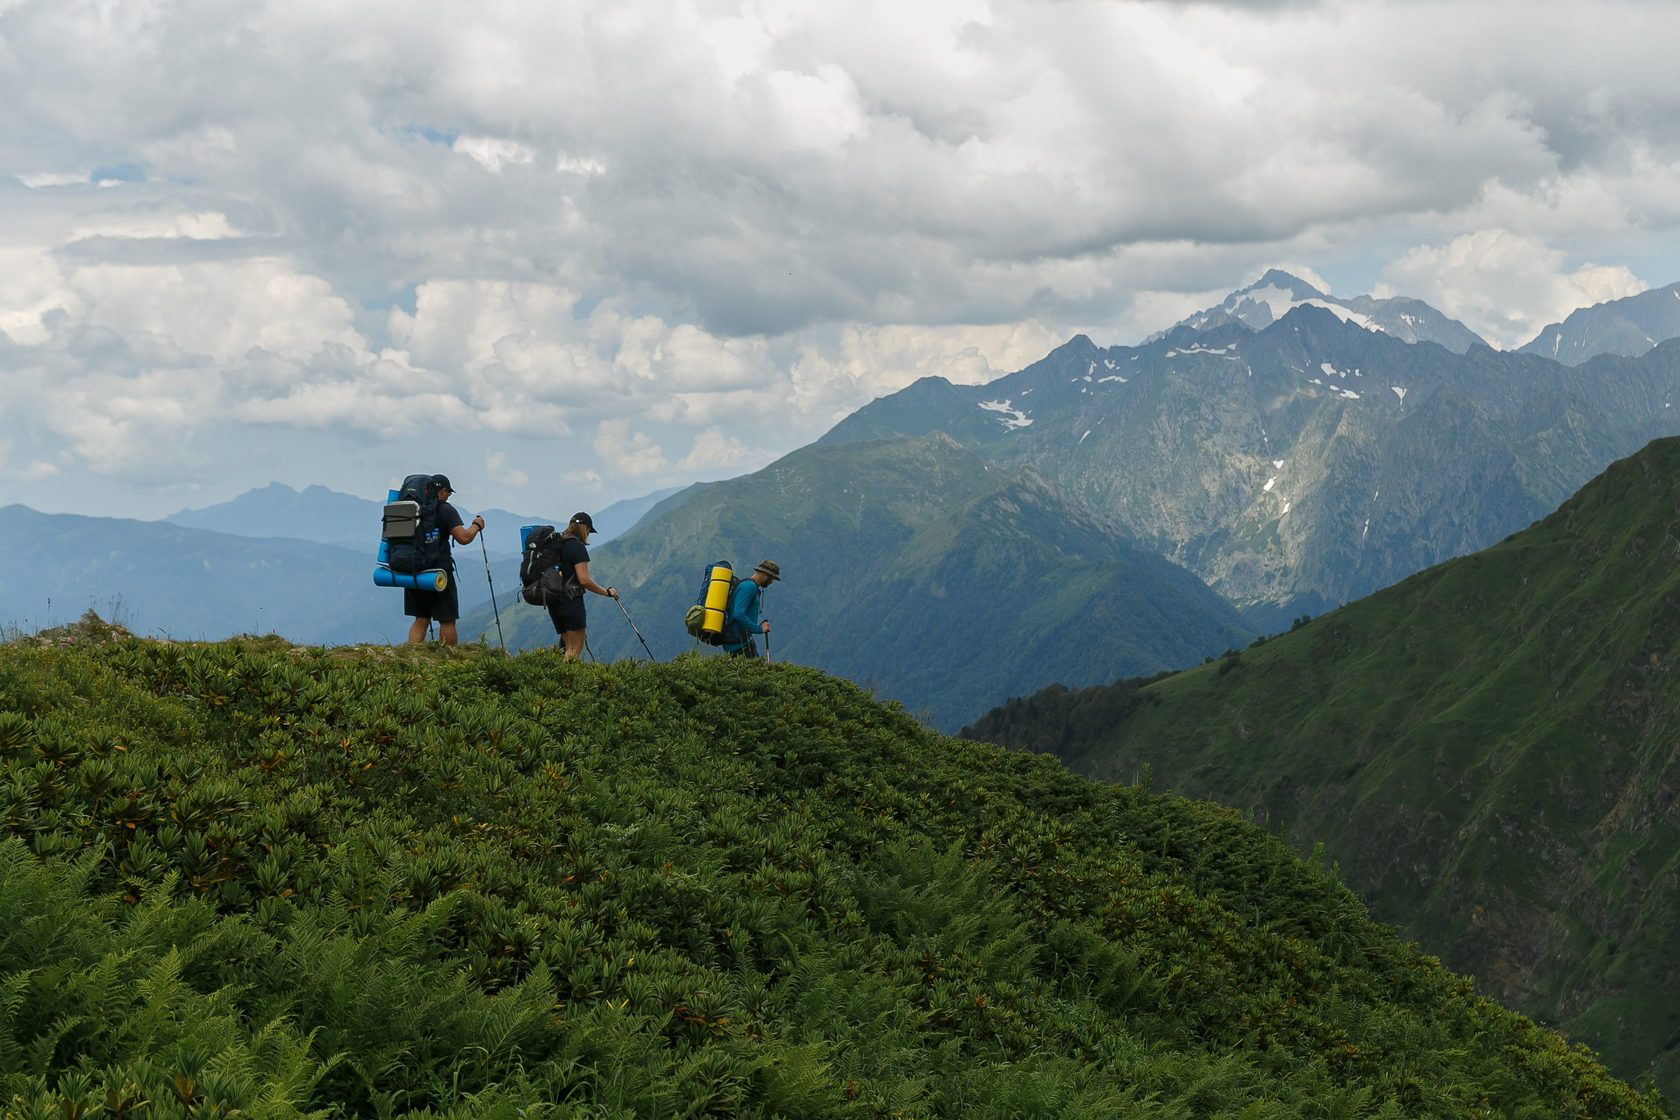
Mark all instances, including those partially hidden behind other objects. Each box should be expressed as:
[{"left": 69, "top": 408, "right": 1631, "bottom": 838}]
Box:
[{"left": 373, "top": 566, "right": 448, "bottom": 592}]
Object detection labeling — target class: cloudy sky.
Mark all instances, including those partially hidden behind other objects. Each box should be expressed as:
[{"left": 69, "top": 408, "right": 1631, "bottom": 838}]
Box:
[{"left": 4, "top": 0, "right": 1680, "bottom": 521}]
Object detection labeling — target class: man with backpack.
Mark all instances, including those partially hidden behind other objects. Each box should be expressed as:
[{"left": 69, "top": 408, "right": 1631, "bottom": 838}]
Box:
[
  {"left": 721, "top": 560, "right": 779, "bottom": 658},
  {"left": 404, "top": 475, "right": 485, "bottom": 646}
]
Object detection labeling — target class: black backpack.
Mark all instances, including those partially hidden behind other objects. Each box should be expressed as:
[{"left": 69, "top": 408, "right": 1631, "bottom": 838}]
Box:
[
  {"left": 520, "top": 525, "right": 584, "bottom": 606},
  {"left": 383, "top": 474, "right": 447, "bottom": 574}
]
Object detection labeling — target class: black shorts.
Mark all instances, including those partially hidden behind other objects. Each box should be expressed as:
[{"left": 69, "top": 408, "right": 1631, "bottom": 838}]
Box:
[
  {"left": 404, "top": 580, "right": 460, "bottom": 623},
  {"left": 548, "top": 598, "right": 587, "bottom": 634}
]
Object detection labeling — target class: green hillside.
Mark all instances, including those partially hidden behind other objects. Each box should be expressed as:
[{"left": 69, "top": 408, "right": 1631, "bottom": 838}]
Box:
[
  {"left": 0, "top": 628, "right": 1668, "bottom": 1119},
  {"left": 475, "top": 432, "right": 1251, "bottom": 731},
  {"left": 964, "top": 435, "right": 1680, "bottom": 1103}
]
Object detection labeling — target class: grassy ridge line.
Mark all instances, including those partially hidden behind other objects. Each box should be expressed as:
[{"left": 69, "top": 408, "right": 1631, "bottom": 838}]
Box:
[{"left": 0, "top": 639, "right": 1667, "bottom": 1118}]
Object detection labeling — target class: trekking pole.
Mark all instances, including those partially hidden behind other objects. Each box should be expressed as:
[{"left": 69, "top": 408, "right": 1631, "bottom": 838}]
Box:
[
  {"left": 479, "top": 536, "right": 507, "bottom": 654},
  {"left": 584, "top": 638, "right": 597, "bottom": 664},
  {"left": 615, "top": 596, "right": 656, "bottom": 661}
]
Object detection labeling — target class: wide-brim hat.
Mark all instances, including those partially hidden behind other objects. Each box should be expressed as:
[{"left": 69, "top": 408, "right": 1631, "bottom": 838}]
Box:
[{"left": 754, "top": 560, "right": 781, "bottom": 581}]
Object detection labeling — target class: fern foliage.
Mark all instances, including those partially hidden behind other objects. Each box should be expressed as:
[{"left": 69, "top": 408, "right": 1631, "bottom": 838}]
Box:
[{"left": 0, "top": 638, "right": 1668, "bottom": 1118}]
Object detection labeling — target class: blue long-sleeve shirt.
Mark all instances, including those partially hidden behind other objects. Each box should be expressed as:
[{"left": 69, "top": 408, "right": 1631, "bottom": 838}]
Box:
[{"left": 723, "top": 578, "right": 762, "bottom": 651}]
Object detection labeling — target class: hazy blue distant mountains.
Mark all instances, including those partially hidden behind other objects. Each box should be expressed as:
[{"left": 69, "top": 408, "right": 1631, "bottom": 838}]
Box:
[
  {"left": 0, "top": 500, "right": 543, "bottom": 645},
  {"left": 0, "top": 506, "right": 407, "bottom": 643},
  {"left": 824, "top": 304, "right": 1680, "bottom": 631},
  {"left": 963, "top": 435, "right": 1680, "bottom": 1103},
  {"left": 167, "top": 483, "right": 384, "bottom": 550},
  {"left": 1518, "top": 280, "right": 1680, "bottom": 364},
  {"left": 468, "top": 433, "right": 1252, "bottom": 731},
  {"left": 1157, "top": 269, "right": 1488, "bottom": 352},
  {"left": 1, "top": 483, "right": 721, "bottom": 648},
  {"left": 167, "top": 482, "right": 670, "bottom": 550}
]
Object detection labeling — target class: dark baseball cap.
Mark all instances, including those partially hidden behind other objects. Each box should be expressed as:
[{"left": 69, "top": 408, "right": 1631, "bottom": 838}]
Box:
[
  {"left": 570, "top": 512, "right": 596, "bottom": 531},
  {"left": 432, "top": 474, "right": 453, "bottom": 491}
]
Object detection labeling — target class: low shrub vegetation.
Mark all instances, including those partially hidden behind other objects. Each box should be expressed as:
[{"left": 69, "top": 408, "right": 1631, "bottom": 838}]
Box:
[{"left": 0, "top": 634, "right": 1666, "bottom": 1118}]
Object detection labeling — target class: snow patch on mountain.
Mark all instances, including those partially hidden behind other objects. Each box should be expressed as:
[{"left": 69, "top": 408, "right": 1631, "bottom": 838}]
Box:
[
  {"left": 1166, "top": 344, "right": 1241, "bottom": 360},
  {"left": 979, "top": 400, "right": 1034, "bottom": 430}
]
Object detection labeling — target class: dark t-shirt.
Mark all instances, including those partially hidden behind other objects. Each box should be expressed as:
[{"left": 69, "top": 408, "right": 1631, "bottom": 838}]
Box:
[
  {"left": 557, "top": 536, "right": 588, "bottom": 581},
  {"left": 547, "top": 535, "right": 591, "bottom": 634},
  {"left": 436, "top": 501, "right": 465, "bottom": 570}
]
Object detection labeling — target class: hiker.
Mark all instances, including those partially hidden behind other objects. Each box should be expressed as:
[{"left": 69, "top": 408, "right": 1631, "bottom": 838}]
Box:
[
  {"left": 548, "top": 512, "right": 618, "bottom": 660},
  {"left": 722, "top": 560, "right": 778, "bottom": 658},
  {"left": 404, "top": 475, "right": 485, "bottom": 646}
]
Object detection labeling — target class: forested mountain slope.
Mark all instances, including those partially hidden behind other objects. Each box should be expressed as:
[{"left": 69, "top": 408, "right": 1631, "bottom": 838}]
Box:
[
  {"left": 0, "top": 630, "right": 1668, "bottom": 1118},
  {"left": 964, "top": 435, "right": 1680, "bottom": 1102}
]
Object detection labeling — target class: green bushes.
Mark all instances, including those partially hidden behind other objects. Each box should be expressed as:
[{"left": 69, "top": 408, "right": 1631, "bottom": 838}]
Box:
[{"left": 0, "top": 639, "right": 1668, "bottom": 1118}]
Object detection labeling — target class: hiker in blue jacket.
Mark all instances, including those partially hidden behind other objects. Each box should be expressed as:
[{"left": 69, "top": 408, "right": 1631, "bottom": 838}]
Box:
[{"left": 722, "top": 560, "right": 779, "bottom": 658}]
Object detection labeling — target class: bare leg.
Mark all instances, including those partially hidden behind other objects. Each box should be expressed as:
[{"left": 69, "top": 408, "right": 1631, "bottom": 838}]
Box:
[
  {"left": 407, "top": 617, "right": 431, "bottom": 644},
  {"left": 561, "top": 629, "right": 586, "bottom": 660},
  {"left": 438, "top": 621, "right": 459, "bottom": 646}
]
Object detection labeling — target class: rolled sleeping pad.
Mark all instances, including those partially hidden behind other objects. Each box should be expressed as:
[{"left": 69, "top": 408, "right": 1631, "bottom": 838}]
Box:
[
  {"left": 701, "top": 561, "right": 733, "bottom": 637},
  {"left": 374, "top": 566, "right": 448, "bottom": 592},
  {"left": 520, "top": 524, "right": 544, "bottom": 550}
]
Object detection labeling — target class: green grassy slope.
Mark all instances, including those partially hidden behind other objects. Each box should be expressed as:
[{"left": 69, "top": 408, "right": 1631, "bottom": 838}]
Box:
[
  {"left": 964, "top": 435, "right": 1680, "bottom": 1103},
  {"left": 473, "top": 432, "right": 1250, "bottom": 731},
  {"left": 0, "top": 632, "right": 1666, "bottom": 1118}
]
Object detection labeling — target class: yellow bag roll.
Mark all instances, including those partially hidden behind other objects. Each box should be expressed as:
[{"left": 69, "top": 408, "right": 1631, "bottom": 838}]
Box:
[{"left": 701, "top": 562, "right": 734, "bottom": 635}]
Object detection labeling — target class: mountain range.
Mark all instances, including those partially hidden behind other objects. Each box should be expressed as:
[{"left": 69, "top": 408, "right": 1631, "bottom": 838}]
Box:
[
  {"left": 824, "top": 292, "right": 1680, "bottom": 631},
  {"left": 962, "top": 435, "right": 1680, "bottom": 1103},
  {"left": 21, "top": 270, "right": 1680, "bottom": 716},
  {"left": 0, "top": 506, "right": 407, "bottom": 644},
  {"left": 165, "top": 481, "right": 673, "bottom": 548},
  {"left": 472, "top": 432, "right": 1252, "bottom": 731},
  {"left": 1519, "top": 281, "right": 1680, "bottom": 365},
  {"left": 0, "top": 481, "right": 696, "bottom": 644}
]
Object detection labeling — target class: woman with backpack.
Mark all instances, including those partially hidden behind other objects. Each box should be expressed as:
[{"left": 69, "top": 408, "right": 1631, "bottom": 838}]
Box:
[{"left": 549, "top": 512, "right": 618, "bottom": 660}]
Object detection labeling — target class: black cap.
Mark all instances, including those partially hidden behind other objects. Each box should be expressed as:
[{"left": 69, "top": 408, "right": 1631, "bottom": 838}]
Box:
[
  {"left": 432, "top": 474, "right": 453, "bottom": 492},
  {"left": 571, "top": 511, "right": 595, "bottom": 531}
]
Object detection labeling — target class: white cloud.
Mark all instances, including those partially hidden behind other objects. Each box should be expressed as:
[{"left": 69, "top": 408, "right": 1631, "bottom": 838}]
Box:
[
  {"left": 452, "top": 136, "right": 537, "bottom": 174},
  {"left": 16, "top": 171, "right": 90, "bottom": 188},
  {"left": 485, "top": 450, "right": 528, "bottom": 488},
  {"left": 592, "top": 417, "right": 668, "bottom": 478},
  {"left": 18, "top": 459, "right": 59, "bottom": 482},
  {"left": 68, "top": 259, "right": 366, "bottom": 363},
  {"left": 68, "top": 211, "right": 243, "bottom": 242},
  {"left": 1377, "top": 229, "right": 1646, "bottom": 348},
  {"left": 4, "top": 0, "right": 1680, "bottom": 516},
  {"left": 680, "top": 426, "right": 756, "bottom": 472}
]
